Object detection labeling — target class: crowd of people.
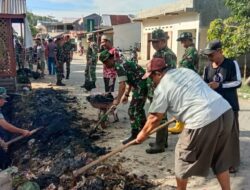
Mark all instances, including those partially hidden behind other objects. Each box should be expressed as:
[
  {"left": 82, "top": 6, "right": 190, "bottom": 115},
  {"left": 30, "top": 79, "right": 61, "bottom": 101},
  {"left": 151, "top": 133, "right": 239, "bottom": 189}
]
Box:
[
  {"left": 15, "top": 35, "right": 75, "bottom": 86},
  {"left": 96, "top": 29, "right": 241, "bottom": 190},
  {"left": 2, "top": 28, "right": 243, "bottom": 190}
]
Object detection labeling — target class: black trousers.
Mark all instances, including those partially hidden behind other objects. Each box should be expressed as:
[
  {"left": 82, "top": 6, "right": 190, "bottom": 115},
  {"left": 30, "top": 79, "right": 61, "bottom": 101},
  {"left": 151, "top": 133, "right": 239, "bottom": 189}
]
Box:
[
  {"left": 104, "top": 78, "right": 116, "bottom": 93},
  {"left": 0, "top": 148, "right": 11, "bottom": 170}
]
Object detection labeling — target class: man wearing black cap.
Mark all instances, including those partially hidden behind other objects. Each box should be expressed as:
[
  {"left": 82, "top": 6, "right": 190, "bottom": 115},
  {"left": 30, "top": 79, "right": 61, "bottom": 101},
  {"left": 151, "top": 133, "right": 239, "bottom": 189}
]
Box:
[
  {"left": 203, "top": 39, "right": 241, "bottom": 173},
  {"left": 136, "top": 58, "right": 234, "bottom": 190}
]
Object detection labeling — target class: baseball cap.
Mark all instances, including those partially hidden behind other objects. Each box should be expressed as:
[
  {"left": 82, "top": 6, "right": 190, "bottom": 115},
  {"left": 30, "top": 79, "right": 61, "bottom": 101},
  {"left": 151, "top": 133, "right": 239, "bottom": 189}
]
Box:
[
  {"left": 177, "top": 32, "right": 193, "bottom": 41},
  {"left": 201, "top": 40, "right": 222, "bottom": 55},
  {"left": 148, "top": 29, "right": 169, "bottom": 42},
  {"left": 0, "top": 87, "right": 9, "bottom": 99},
  {"left": 142, "top": 58, "right": 167, "bottom": 79}
]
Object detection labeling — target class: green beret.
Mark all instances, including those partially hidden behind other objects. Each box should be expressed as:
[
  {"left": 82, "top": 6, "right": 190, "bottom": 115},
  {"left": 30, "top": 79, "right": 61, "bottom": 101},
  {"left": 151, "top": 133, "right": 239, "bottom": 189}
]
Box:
[{"left": 99, "top": 50, "right": 112, "bottom": 62}]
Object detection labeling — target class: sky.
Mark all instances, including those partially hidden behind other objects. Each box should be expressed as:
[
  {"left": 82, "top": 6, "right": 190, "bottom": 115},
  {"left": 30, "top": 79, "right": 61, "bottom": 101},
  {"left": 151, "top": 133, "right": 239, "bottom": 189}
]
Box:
[{"left": 27, "top": 0, "right": 173, "bottom": 20}]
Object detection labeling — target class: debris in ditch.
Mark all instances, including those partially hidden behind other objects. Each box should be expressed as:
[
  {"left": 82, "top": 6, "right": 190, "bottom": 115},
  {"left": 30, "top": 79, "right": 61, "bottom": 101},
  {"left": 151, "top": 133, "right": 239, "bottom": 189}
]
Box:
[{"left": 2, "top": 88, "right": 155, "bottom": 189}]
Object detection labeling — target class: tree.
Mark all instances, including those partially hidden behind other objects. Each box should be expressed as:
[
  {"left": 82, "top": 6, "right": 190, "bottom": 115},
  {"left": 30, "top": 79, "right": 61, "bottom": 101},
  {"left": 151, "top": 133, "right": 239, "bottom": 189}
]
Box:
[
  {"left": 207, "top": 0, "right": 250, "bottom": 78},
  {"left": 26, "top": 12, "right": 58, "bottom": 37}
]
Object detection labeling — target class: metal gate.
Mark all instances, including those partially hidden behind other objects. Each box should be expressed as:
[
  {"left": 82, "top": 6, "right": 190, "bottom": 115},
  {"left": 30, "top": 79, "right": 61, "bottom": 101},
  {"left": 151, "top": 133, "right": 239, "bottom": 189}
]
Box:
[{"left": 0, "top": 18, "right": 16, "bottom": 77}]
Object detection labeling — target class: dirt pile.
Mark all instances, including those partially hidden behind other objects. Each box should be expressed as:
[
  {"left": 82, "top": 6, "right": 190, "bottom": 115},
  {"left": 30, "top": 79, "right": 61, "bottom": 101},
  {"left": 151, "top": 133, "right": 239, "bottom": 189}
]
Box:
[{"left": 3, "top": 88, "right": 155, "bottom": 189}]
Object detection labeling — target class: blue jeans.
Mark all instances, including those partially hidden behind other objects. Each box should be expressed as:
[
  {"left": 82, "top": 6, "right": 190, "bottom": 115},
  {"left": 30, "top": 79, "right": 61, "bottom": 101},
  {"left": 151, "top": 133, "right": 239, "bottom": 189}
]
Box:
[{"left": 48, "top": 57, "right": 56, "bottom": 75}]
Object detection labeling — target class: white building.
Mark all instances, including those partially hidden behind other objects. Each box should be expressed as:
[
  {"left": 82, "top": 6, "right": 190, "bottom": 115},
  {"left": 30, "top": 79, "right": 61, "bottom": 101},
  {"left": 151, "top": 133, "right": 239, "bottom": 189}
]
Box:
[
  {"left": 134, "top": 0, "right": 229, "bottom": 62},
  {"left": 113, "top": 22, "right": 141, "bottom": 51}
]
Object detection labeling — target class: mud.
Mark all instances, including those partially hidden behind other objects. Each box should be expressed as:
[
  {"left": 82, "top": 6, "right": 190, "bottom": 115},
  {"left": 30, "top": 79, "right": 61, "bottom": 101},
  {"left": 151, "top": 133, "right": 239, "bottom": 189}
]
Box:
[{"left": 2, "top": 88, "right": 155, "bottom": 189}]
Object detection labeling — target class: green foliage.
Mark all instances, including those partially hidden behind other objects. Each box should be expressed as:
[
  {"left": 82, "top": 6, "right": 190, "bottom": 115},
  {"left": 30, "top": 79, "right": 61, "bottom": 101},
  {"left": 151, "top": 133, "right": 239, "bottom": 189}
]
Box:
[
  {"left": 207, "top": 0, "right": 250, "bottom": 59},
  {"left": 225, "top": 0, "right": 250, "bottom": 18},
  {"left": 26, "top": 11, "right": 58, "bottom": 37}
]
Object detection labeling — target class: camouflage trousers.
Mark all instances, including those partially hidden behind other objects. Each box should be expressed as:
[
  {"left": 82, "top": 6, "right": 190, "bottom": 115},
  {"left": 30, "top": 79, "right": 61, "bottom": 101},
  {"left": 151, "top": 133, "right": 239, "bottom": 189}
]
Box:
[
  {"left": 37, "top": 60, "right": 45, "bottom": 74},
  {"left": 56, "top": 62, "right": 64, "bottom": 83},
  {"left": 64, "top": 58, "right": 71, "bottom": 78},
  {"left": 128, "top": 87, "right": 148, "bottom": 130},
  {"left": 85, "top": 62, "right": 97, "bottom": 82}
]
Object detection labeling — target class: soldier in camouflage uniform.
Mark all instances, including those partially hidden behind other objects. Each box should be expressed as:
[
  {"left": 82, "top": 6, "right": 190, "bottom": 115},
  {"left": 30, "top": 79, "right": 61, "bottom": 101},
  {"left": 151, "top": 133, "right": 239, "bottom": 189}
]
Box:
[
  {"left": 81, "top": 33, "right": 98, "bottom": 90},
  {"left": 177, "top": 32, "right": 199, "bottom": 72},
  {"left": 99, "top": 49, "right": 148, "bottom": 145},
  {"left": 167, "top": 32, "right": 199, "bottom": 134},
  {"left": 55, "top": 37, "right": 65, "bottom": 86},
  {"left": 146, "top": 29, "right": 177, "bottom": 154},
  {"left": 63, "top": 35, "right": 74, "bottom": 79}
]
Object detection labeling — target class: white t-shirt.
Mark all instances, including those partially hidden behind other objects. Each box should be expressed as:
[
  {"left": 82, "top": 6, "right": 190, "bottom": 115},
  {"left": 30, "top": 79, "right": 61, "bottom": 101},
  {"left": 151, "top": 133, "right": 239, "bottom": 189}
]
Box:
[{"left": 149, "top": 68, "right": 231, "bottom": 129}]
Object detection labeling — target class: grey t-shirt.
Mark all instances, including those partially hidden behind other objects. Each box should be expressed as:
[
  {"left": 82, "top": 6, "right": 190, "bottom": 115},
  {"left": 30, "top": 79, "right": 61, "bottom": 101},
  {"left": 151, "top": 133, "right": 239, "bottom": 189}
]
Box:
[{"left": 149, "top": 68, "right": 231, "bottom": 129}]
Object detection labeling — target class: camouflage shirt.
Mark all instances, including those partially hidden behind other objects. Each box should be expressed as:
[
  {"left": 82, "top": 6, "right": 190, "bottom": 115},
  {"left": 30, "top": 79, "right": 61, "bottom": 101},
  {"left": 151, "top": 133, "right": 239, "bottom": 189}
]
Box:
[
  {"left": 55, "top": 45, "right": 64, "bottom": 63},
  {"left": 63, "top": 41, "right": 74, "bottom": 60},
  {"left": 153, "top": 46, "right": 177, "bottom": 68},
  {"left": 179, "top": 44, "right": 199, "bottom": 72},
  {"left": 86, "top": 42, "right": 98, "bottom": 63},
  {"left": 115, "top": 60, "right": 147, "bottom": 90}
]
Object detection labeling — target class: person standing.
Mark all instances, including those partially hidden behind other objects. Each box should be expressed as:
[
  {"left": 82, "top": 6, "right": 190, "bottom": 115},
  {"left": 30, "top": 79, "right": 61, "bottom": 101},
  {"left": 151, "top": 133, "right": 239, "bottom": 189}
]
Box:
[
  {"left": 177, "top": 32, "right": 199, "bottom": 71},
  {"left": 100, "top": 35, "right": 117, "bottom": 94},
  {"left": 47, "top": 38, "right": 57, "bottom": 75},
  {"left": 81, "top": 33, "right": 98, "bottom": 90},
  {"left": 168, "top": 32, "right": 199, "bottom": 134},
  {"left": 136, "top": 58, "right": 234, "bottom": 190},
  {"left": 35, "top": 38, "right": 46, "bottom": 77},
  {"left": 15, "top": 39, "right": 24, "bottom": 70},
  {"left": 203, "top": 39, "right": 241, "bottom": 173},
  {"left": 55, "top": 37, "right": 66, "bottom": 86},
  {"left": 146, "top": 28, "right": 177, "bottom": 154},
  {"left": 0, "top": 87, "right": 31, "bottom": 169},
  {"left": 99, "top": 49, "right": 148, "bottom": 144},
  {"left": 63, "top": 35, "right": 74, "bottom": 79}
]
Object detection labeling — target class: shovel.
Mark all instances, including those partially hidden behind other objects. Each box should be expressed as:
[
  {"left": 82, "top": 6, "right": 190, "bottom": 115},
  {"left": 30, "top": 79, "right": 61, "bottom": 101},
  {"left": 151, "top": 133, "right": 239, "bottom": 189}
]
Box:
[
  {"left": 89, "top": 105, "right": 116, "bottom": 134},
  {"left": 0, "top": 127, "right": 43, "bottom": 151},
  {"left": 73, "top": 118, "right": 176, "bottom": 177}
]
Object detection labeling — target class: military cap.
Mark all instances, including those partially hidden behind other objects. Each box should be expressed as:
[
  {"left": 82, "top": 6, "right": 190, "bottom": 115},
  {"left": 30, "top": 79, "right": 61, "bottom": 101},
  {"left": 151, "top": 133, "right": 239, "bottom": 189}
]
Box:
[
  {"left": 148, "top": 29, "right": 169, "bottom": 42},
  {"left": 0, "top": 87, "right": 9, "bottom": 99},
  {"left": 177, "top": 32, "right": 193, "bottom": 41},
  {"left": 201, "top": 40, "right": 222, "bottom": 55}
]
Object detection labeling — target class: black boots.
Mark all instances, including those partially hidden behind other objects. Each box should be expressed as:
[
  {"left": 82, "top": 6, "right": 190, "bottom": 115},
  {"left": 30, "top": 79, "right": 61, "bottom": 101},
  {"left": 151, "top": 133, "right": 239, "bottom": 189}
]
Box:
[
  {"left": 56, "top": 81, "right": 66, "bottom": 86},
  {"left": 122, "top": 129, "right": 139, "bottom": 145},
  {"left": 146, "top": 128, "right": 168, "bottom": 154}
]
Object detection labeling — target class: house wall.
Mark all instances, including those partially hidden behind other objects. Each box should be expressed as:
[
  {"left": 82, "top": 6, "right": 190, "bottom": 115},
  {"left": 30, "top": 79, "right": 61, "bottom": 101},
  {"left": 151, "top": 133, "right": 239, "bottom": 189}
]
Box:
[
  {"left": 193, "top": 0, "right": 230, "bottom": 27},
  {"left": 113, "top": 22, "right": 141, "bottom": 51},
  {"left": 140, "top": 12, "right": 201, "bottom": 62}
]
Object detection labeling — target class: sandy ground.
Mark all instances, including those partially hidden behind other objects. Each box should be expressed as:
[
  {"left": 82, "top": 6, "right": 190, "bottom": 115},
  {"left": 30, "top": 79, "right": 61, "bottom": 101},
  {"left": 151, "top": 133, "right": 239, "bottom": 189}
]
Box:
[{"left": 31, "top": 55, "right": 250, "bottom": 190}]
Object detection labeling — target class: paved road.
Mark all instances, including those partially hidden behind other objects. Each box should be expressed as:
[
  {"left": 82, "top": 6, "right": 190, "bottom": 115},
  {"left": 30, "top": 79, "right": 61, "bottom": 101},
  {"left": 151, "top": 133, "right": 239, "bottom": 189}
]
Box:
[{"left": 32, "top": 55, "right": 250, "bottom": 190}]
